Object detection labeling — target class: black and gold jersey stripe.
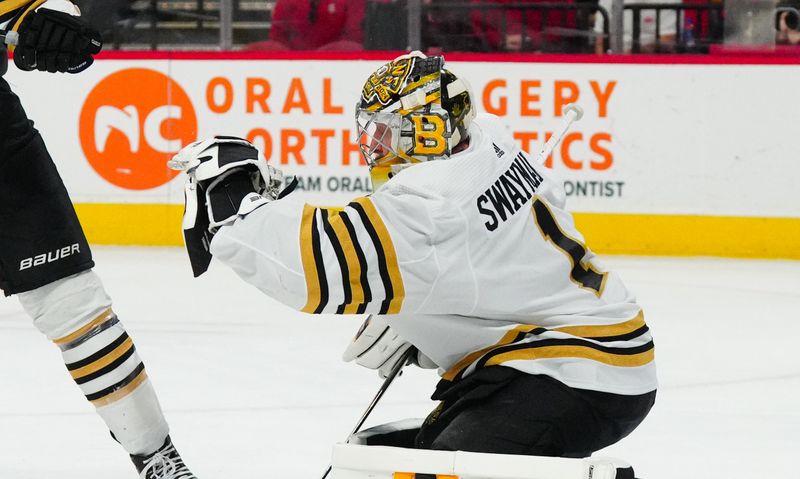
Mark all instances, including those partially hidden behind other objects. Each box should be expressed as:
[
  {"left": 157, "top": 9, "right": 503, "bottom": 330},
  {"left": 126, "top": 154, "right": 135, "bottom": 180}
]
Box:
[
  {"left": 321, "top": 207, "right": 373, "bottom": 313},
  {"left": 320, "top": 209, "right": 355, "bottom": 314},
  {"left": 0, "top": 0, "right": 35, "bottom": 20},
  {"left": 299, "top": 198, "right": 404, "bottom": 315},
  {"left": 350, "top": 197, "right": 404, "bottom": 314},
  {"left": 443, "top": 311, "right": 653, "bottom": 382},
  {"left": 339, "top": 209, "right": 372, "bottom": 313},
  {"left": 1, "top": 0, "right": 46, "bottom": 46},
  {"left": 478, "top": 336, "right": 654, "bottom": 369},
  {"left": 442, "top": 324, "right": 537, "bottom": 381},
  {"left": 300, "top": 204, "right": 329, "bottom": 313}
]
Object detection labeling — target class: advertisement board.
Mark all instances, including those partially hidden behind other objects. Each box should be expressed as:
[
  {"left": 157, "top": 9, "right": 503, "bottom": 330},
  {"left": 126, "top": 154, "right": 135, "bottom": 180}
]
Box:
[{"left": 5, "top": 53, "right": 798, "bottom": 257}]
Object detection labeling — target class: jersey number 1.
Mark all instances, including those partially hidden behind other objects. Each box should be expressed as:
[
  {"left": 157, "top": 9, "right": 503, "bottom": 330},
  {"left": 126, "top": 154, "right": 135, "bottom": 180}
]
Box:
[{"left": 532, "top": 198, "right": 607, "bottom": 296}]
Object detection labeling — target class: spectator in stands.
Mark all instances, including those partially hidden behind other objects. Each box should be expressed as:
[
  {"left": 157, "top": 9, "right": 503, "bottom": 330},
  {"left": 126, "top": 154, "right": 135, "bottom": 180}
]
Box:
[
  {"left": 469, "top": 0, "right": 596, "bottom": 53},
  {"left": 248, "top": 0, "right": 365, "bottom": 51},
  {"left": 682, "top": 0, "right": 723, "bottom": 49},
  {"left": 594, "top": 0, "right": 681, "bottom": 53},
  {"left": 421, "top": 0, "right": 483, "bottom": 53},
  {"left": 776, "top": 0, "right": 800, "bottom": 45}
]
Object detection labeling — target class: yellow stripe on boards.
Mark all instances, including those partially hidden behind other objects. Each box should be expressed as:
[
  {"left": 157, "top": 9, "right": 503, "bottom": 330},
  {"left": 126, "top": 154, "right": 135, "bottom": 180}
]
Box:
[
  {"left": 299, "top": 205, "right": 322, "bottom": 313},
  {"left": 72, "top": 204, "right": 800, "bottom": 259},
  {"left": 573, "top": 213, "right": 800, "bottom": 259},
  {"left": 74, "top": 204, "right": 184, "bottom": 246},
  {"left": 352, "top": 198, "right": 405, "bottom": 313}
]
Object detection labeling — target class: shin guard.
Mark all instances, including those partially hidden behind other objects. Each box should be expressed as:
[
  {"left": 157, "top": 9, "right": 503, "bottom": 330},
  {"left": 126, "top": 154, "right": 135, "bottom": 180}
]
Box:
[{"left": 19, "top": 270, "right": 169, "bottom": 455}]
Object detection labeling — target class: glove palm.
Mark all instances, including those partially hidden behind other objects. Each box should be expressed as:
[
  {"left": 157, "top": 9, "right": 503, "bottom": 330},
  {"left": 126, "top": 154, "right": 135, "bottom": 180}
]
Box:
[{"left": 168, "top": 136, "right": 296, "bottom": 277}]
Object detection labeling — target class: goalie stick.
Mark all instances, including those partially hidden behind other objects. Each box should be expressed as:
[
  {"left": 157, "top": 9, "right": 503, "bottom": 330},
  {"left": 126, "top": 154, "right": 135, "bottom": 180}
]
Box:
[
  {"left": 536, "top": 103, "right": 584, "bottom": 164},
  {"left": 321, "top": 346, "right": 418, "bottom": 479}
]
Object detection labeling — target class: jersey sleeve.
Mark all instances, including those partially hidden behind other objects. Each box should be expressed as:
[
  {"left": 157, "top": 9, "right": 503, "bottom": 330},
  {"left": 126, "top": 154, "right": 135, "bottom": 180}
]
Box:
[
  {"left": 0, "top": 0, "right": 37, "bottom": 28},
  {"left": 209, "top": 187, "right": 476, "bottom": 316}
]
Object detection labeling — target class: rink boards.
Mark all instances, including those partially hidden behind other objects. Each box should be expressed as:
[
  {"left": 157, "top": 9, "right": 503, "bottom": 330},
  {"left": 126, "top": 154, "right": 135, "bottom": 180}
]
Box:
[{"left": 5, "top": 53, "right": 798, "bottom": 258}]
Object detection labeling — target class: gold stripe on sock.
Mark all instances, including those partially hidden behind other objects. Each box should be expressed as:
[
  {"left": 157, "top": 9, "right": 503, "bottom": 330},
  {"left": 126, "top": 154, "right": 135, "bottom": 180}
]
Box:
[
  {"left": 90, "top": 370, "right": 148, "bottom": 407},
  {"left": 69, "top": 337, "right": 134, "bottom": 380},
  {"left": 53, "top": 308, "right": 114, "bottom": 346}
]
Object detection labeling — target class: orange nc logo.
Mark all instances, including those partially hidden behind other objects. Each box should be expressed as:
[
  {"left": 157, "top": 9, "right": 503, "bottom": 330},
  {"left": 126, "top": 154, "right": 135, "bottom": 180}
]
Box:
[
  {"left": 79, "top": 68, "right": 198, "bottom": 190},
  {"left": 362, "top": 57, "right": 414, "bottom": 106}
]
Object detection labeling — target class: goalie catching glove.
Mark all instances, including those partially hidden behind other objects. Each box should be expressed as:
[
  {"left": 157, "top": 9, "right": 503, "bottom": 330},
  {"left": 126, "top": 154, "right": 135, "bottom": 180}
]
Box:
[
  {"left": 4, "top": 0, "right": 103, "bottom": 74},
  {"left": 343, "top": 315, "right": 437, "bottom": 378},
  {"left": 168, "top": 136, "right": 297, "bottom": 277}
]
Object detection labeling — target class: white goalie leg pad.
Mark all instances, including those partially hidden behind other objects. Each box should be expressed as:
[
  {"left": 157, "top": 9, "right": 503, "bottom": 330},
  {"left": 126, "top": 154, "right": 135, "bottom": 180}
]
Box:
[
  {"left": 330, "top": 442, "right": 633, "bottom": 479},
  {"left": 348, "top": 418, "right": 425, "bottom": 445}
]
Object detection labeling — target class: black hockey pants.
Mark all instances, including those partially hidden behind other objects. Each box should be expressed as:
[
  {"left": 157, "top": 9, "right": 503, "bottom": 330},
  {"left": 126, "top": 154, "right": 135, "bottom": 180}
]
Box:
[
  {"left": 415, "top": 366, "right": 656, "bottom": 457},
  {"left": 0, "top": 75, "right": 94, "bottom": 295}
]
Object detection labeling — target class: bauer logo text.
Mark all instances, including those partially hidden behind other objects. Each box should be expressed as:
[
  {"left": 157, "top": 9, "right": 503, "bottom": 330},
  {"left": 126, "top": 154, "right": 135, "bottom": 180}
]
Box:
[{"left": 19, "top": 244, "right": 81, "bottom": 271}]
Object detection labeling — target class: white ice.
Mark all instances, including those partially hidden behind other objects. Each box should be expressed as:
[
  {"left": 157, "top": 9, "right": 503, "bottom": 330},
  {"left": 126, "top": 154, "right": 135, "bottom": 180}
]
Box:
[{"left": 0, "top": 248, "right": 798, "bottom": 479}]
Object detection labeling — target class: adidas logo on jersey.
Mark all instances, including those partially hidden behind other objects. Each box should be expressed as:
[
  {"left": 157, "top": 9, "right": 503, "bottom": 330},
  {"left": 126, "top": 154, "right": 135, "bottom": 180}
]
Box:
[
  {"left": 19, "top": 244, "right": 81, "bottom": 271},
  {"left": 493, "top": 143, "right": 505, "bottom": 158}
]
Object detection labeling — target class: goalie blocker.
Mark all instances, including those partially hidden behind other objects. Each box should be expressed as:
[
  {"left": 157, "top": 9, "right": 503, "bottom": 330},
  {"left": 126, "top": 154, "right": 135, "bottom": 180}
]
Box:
[{"left": 331, "top": 419, "right": 636, "bottom": 479}]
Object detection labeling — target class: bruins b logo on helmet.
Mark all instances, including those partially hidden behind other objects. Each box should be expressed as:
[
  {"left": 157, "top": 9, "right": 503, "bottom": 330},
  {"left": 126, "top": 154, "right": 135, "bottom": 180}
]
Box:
[
  {"left": 356, "top": 52, "right": 476, "bottom": 190},
  {"left": 411, "top": 115, "right": 448, "bottom": 156},
  {"left": 361, "top": 57, "right": 414, "bottom": 106}
]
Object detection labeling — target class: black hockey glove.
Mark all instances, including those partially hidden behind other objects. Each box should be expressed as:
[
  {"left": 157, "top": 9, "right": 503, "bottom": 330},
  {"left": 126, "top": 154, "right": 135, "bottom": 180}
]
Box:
[
  {"left": 0, "top": 45, "right": 7, "bottom": 76},
  {"left": 11, "top": 7, "right": 102, "bottom": 73},
  {"left": 168, "top": 136, "right": 297, "bottom": 277}
]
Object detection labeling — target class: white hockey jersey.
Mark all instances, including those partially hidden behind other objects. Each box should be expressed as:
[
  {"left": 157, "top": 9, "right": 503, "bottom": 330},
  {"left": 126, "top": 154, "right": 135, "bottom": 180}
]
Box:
[{"left": 211, "top": 113, "right": 657, "bottom": 396}]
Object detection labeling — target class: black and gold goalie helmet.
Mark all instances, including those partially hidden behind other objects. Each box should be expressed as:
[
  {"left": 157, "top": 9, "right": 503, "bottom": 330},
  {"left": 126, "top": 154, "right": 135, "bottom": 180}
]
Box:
[{"left": 356, "top": 51, "right": 475, "bottom": 189}]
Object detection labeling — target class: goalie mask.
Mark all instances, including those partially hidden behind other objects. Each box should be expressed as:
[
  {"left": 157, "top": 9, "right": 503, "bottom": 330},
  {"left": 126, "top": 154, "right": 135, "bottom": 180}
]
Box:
[{"left": 356, "top": 52, "right": 475, "bottom": 189}]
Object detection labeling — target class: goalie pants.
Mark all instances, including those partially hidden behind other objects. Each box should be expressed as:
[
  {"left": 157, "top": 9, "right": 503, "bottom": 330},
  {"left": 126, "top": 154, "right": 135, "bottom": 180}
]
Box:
[
  {"left": 416, "top": 366, "right": 656, "bottom": 457},
  {"left": 0, "top": 76, "right": 94, "bottom": 295}
]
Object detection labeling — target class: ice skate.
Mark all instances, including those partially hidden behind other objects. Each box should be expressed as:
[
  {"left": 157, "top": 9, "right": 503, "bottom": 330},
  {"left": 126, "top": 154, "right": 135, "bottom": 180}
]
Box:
[{"left": 131, "top": 436, "right": 198, "bottom": 479}]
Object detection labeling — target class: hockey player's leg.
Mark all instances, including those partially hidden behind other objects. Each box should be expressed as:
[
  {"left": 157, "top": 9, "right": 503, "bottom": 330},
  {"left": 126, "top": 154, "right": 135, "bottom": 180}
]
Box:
[
  {"left": 0, "top": 77, "right": 93, "bottom": 294},
  {"left": 0, "top": 77, "right": 198, "bottom": 478},
  {"left": 19, "top": 271, "right": 169, "bottom": 453}
]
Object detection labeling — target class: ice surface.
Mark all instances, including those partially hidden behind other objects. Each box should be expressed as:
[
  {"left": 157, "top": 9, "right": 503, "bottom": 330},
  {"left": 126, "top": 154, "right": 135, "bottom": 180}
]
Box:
[{"left": 0, "top": 248, "right": 798, "bottom": 478}]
